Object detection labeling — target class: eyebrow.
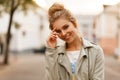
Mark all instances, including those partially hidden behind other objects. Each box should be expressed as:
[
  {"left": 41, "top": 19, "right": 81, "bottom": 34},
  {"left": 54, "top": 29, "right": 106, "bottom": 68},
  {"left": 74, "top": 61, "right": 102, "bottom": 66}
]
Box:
[{"left": 53, "top": 23, "right": 68, "bottom": 31}]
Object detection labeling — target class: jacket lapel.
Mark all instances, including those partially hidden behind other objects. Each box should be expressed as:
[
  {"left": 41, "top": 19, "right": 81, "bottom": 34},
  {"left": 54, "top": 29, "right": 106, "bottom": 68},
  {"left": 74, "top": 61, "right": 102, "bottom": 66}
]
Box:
[
  {"left": 58, "top": 53, "right": 72, "bottom": 74},
  {"left": 76, "top": 47, "right": 87, "bottom": 73},
  {"left": 76, "top": 38, "right": 94, "bottom": 73},
  {"left": 56, "top": 38, "right": 94, "bottom": 75},
  {"left": 57, "top": 45, "right": 72, "bottom": 75}
]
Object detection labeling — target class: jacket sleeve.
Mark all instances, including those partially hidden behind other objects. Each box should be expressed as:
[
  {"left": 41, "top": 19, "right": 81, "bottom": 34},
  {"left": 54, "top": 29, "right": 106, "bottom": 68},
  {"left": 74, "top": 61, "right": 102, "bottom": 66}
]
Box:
[
  {"left": 92, "top": 46, "right": 104, "bottom": 80},
  {"left": 45, "top": 47, "right": 56, "bottom": 80}
]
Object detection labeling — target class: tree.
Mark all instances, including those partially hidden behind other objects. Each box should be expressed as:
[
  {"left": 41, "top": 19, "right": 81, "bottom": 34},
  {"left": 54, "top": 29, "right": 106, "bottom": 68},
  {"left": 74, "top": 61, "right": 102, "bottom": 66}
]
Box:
[{"left": 0, "top": 0, "right": 39, "bottom": 64}]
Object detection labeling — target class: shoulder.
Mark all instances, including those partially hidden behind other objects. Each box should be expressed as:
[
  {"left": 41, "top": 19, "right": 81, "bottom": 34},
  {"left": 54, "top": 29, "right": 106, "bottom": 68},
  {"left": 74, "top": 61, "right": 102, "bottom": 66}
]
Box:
[
  {"left": 88, "top": 41, "right": 104, "bottom": 55},
  {"left": 45, "top": 45, "right": 65, "bottom": 56},
  {"left": 89, "top": 42, "right": 104, "bottom": 60},
  {"left": 93, "top": 44, "right": 101, "bottom": 50},
  {"left": 89, "top": 41, "right": 102, "bottom": 51}
]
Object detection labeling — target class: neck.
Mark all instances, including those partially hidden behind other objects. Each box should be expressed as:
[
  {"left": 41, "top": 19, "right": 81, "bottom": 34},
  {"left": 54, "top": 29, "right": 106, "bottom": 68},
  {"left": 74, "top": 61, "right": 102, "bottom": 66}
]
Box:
[{"left": 66, "top": 37, "right": 82, "bottom": 51}]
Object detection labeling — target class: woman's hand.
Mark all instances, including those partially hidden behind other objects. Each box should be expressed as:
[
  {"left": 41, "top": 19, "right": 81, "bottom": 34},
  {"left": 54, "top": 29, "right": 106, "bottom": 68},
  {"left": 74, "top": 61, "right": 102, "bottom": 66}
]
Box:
[{"left": 46, "top": 28, "right": 58, "bottom": 49}]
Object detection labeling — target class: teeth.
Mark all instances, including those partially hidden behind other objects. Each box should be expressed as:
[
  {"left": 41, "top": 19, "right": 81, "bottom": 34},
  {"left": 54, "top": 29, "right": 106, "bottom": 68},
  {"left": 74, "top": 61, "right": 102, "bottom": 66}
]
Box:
[
  {"left": 66, "top": 33, "right": 70, "bottom": 36},
  {"left": 65, "top": 34, "right": 70, "bottom": 39},
  {"left": 63, "top": 33, "right": 71, "bottom": 40}
]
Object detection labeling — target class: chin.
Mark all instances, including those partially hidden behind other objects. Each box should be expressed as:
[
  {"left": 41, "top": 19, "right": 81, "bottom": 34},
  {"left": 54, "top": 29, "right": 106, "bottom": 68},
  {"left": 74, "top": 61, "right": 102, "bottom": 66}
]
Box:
[{"left": 66, "top": 38, "right": 74, "bottom": 44}]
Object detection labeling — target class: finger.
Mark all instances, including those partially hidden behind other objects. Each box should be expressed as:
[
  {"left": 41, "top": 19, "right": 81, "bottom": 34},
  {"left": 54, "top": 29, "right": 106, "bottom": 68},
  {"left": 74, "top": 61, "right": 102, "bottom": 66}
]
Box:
[
  {"left": 50, "top": 32, "right": 58, "bottom": 36},
  {"left": 50, "top": 36, "right": 57, "bottom": 41},
  {"left": 52, "top": 27, "right": 56, "bottom": 32},
  {"left": 50, "top": 34, "right": 57, "bottom": 39},
  {"left": 53, "top": 32, "right": 58, "bottom": 35}
]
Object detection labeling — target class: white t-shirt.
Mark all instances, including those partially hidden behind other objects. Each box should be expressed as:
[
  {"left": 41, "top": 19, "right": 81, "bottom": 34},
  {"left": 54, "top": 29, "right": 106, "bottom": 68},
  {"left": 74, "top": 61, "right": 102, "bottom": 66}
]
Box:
[{"left": 66, "top": 50, "right": 80, "bottom": 73}]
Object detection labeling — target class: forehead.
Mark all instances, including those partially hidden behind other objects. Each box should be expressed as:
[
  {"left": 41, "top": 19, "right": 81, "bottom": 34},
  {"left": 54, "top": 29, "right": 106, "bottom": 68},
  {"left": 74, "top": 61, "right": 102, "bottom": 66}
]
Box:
[{"left": 53, "top": 18, "right": 70, "bottom": 29}]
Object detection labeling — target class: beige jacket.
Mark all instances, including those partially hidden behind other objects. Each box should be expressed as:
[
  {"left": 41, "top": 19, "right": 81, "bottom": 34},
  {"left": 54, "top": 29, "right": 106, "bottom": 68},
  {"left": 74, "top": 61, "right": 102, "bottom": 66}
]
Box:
[{"left": 45, "top": 38, "right": 104, "bottom": 80}]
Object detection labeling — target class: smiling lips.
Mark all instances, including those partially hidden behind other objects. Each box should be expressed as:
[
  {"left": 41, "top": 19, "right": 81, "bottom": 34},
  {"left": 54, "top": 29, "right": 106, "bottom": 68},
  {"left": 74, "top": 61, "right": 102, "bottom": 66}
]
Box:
[{"left": 64, "top": 32, "right": 71, "bottom": 41}]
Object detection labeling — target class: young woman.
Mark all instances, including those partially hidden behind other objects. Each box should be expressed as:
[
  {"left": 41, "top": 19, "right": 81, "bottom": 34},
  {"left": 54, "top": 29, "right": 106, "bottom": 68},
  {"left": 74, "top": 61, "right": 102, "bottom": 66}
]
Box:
[{"left": 45, "top": 3, "right": 104, "bottom": 80}]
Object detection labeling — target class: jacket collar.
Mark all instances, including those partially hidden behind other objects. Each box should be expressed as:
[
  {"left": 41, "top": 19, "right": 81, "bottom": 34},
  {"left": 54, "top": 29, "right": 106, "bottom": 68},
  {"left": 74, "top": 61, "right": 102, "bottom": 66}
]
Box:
[
  {"left": 57, "top": 37, "right": 94, "bottom": 55},
  {"left": 82, "top": 37, "right": 94, "bottom": 48},
  {"left": 56, "top": 37, "right": 95, "bottom": 75}
]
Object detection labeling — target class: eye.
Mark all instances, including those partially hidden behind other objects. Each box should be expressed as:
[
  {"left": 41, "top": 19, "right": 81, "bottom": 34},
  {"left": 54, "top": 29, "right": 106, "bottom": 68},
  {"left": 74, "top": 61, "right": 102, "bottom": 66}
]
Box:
[
  {"left": 55, "top": 30, "right": 61, "bottom": 34},
  {"left": 63, "top": 24, "right": 69, "bottom": 30}
]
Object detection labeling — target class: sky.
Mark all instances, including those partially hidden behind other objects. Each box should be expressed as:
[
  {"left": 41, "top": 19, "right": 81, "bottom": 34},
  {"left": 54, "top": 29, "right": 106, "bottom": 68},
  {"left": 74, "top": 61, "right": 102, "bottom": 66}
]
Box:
[{"left": 34, "top": 0, "right": 120, "bottom": 15}]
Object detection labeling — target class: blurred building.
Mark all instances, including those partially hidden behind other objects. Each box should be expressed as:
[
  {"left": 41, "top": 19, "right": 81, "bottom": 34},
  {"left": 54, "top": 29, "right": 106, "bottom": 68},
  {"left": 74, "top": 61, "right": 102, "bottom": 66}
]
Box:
[
  {"left": 76, "top": 3, "right": 120, "bottom": 55},
  {"left": 75, "top": 15, "right": 97, "bottom": 42},
  {"left": 95, "top": 4, "right": 120, "bottom": 55},
  {"left": 0, "top": 8, "right": 50, "bottom": 52},
  {"left": 1, "top": 2, "right": 120, "bottom": 55}
]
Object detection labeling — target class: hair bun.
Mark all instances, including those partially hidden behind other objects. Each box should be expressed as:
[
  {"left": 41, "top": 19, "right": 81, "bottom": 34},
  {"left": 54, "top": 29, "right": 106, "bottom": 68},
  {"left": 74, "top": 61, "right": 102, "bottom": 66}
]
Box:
[{"left": 48, "top": 3, "right": 64, "bottom": 17}]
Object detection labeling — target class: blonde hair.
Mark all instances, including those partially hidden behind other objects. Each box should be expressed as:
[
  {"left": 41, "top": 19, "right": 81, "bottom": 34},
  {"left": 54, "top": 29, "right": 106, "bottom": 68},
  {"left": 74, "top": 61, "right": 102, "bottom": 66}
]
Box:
[{"left": 48, "top": 3, "right": 77, "bottom": 30}]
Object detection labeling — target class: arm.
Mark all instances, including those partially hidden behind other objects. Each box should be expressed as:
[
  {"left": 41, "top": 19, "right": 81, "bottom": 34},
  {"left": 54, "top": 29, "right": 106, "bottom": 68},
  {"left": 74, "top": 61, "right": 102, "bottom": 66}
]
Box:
[
  {"left": 92, "top": 46, "right": 104, "bottom": 80},
  {"left": 45, "top": 47, "right": 56, "bottom": 80},
  {"left": 45, "top": 28, "right": 58, "bottom": 80}
]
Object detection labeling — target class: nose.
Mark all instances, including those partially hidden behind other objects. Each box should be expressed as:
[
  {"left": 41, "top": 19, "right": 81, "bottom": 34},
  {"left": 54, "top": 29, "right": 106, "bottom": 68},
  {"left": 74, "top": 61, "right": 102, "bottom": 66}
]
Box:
[{"left": 61, "top": 30, "right": 66, "bottom": 36}]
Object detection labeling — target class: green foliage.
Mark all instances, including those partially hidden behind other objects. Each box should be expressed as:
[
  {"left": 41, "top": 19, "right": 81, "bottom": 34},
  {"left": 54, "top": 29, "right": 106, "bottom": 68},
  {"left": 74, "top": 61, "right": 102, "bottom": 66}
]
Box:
[{"left": 0, "top": 0, "right": 39, "bottom": 14}]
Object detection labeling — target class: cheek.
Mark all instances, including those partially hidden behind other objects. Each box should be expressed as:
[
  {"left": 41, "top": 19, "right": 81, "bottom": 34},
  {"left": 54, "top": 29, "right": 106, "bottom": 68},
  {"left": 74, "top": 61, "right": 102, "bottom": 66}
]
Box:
[
  {"left": 57, "top": 34, "right": 65, "bottom": 41},
  {"left": 69, "top": 30, "right": 75, "bottom": 35},
  {"left": 57, "top": 34, "right": 62, "bottom": 39},
  {"left": 68, "top": 27, "right": 76, "bottom": 33},
  {"left": 69, "top": 30, "right": 77, "bottom": 38}
]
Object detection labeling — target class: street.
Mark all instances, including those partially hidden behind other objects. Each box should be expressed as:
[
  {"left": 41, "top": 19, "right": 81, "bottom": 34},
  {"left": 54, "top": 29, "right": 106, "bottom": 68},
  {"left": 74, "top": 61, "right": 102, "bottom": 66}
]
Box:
[
  {"left": 0, "top": 53, "right": 120, "bottom": 80},
  {"left": 0, "top": 53, "right": 45, "bottom": 80},
  {"left": 105, "top": 55, "right": 120, "bottom": 80}
]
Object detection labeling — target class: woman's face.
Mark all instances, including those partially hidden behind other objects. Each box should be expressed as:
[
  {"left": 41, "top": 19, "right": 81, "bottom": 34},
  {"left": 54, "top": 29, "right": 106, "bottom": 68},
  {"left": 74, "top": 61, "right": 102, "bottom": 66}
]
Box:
[{"left": 53, "top": 18, "right": 78, "bottom": 44}]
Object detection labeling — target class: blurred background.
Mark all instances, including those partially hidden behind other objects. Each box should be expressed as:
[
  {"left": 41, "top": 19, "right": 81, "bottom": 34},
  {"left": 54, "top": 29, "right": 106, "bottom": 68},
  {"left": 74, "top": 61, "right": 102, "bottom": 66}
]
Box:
[{"left": 0, "top": 0, "right": 120, "bottom": 80}]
